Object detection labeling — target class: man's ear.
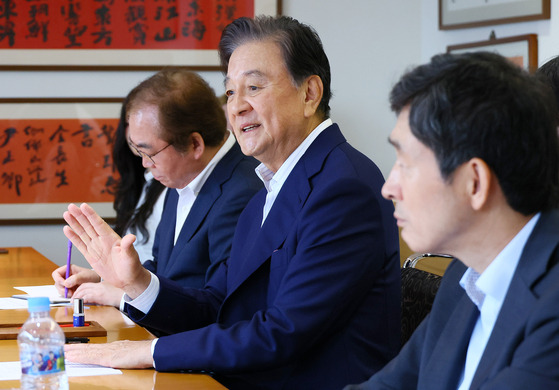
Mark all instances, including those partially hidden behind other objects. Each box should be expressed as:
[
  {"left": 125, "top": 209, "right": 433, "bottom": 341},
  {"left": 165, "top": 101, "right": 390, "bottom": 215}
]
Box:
[
  {"left": 190, "top": 132, "right": 205, "bottom": 159},
  {"left": 303, "top": 75, "right": 323, "bottom": 118},
  {"left": 466, "top": 157, "right": 492, "bottom": 211}
]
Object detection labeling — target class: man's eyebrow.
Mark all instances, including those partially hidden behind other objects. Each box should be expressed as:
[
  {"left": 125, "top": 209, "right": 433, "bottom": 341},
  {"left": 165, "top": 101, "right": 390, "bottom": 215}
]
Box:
[
  {"left": 128, "top": 136, "right": 151, "bottom": 150},
  {"left": 224, "top": 70, "right": 268, "bottom": 87}
]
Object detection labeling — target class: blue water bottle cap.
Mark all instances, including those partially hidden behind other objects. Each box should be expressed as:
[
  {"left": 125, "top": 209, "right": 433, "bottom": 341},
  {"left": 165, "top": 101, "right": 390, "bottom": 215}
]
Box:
[{"left": 27, "top": 297, "right": 50, "bottom": 313}]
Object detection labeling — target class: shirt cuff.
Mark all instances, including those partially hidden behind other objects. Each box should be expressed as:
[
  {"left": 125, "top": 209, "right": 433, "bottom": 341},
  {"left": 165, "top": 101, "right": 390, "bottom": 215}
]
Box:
[
  {"left": 151, "top": 338, "right": 158, "bottom": 369},
  {"left": 118, "top": 293, "right": 126, "bottom": 312},
  {"left": 122, "top": 271, "right": 160, "bottom": 314}
]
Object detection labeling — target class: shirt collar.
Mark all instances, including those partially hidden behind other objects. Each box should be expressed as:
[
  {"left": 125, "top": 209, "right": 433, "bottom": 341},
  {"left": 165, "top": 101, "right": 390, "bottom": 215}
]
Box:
[
  {"left": 460, "top": 213, "right": 541, "bottom": 308},
  {"left": 176, "top": 131, "right": 235, "bottom": 196},
  {"left": 255, "top": 118, "right": 333, "bottom": 192}
]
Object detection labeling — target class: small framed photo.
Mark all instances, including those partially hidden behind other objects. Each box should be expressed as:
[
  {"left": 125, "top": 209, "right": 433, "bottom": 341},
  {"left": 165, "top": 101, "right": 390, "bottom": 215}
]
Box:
[
  {"left": 447, "top": 34, "right": 538, "bottom": 73},
  {"left": 0, "top": 98, "right": 122, "bottom": 223},
  {"left": 0, "top": 0, "right": 281, "bottom": 70},
  {"left": 439, "top": 0, "right": 550, "bottom": 30}
]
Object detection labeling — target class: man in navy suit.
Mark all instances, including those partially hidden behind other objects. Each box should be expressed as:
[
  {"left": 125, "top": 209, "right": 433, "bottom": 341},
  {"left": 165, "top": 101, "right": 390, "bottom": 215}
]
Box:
[
  {"left": 62, "top": 16, "right": 401, "bottom": 389},
  {"left": 52, "top": 69, "right": 262, "bottom": 305},
  {"left": 345, "top": 52, "right": 559, "bottom": 389}
]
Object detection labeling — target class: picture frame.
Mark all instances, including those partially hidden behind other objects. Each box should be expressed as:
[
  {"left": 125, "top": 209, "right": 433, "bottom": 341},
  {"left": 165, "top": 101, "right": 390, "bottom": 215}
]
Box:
[
  {"left": 0, "top": 98, "right": 123, "bottom": 223},
  {"left": 439, "top": 0, "right": 550, "bottom": 30},
  {"left": 447, "top": 34, "right": 538, "bottom": 73},
  {"left": 0, "top": 0, "right": 281, "bottom": 71}
]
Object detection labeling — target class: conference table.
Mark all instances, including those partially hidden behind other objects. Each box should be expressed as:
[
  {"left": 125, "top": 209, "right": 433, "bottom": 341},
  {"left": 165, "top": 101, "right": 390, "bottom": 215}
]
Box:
[{"left": 0, "top": 247, "right": 226, "bottom": 389}]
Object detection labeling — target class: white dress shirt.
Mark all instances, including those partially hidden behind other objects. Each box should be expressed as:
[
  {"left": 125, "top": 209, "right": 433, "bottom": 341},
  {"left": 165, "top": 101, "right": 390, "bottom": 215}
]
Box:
[
  {"left": 256, "top": 118, "right": 332, "bottom": 224},
  {"left": 457, "top": 213, "right": 540, "bottom": 389},
  {"left": 174, "top": 131, "right": 235, "bottom": 244}
]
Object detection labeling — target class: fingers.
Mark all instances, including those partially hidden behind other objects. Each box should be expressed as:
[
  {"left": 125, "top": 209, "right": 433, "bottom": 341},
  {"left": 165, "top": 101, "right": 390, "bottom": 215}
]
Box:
[
  {"left": 67, "top": 267, "right": 100, "bottom": 286},
  {"left": 65, "top": 204, "right": 97, "bottom": 248},
  {"left": 120, "top": 234, "right": 137, "bottom": 253},
  {"left": 80, "top": 203, "right": 113, "bottom": 238},
  {"left": 64, "top": 343, "right": 101, "bottom": 365},
  {"left": 73, "top": 282, "right": 121, "bottom": 306},
  {"left": 52, "top": 265, "right": 72, "bottom": 296}
]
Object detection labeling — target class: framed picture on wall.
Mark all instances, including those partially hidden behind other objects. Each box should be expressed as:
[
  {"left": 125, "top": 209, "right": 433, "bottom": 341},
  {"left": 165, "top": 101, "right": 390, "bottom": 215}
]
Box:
[
  {"left": 439, "top": 0, "right": 550, "bottom": 30},
  {"left": 0, "top": 98, "right": 123, "bottom": 223},
  {"left": 0, "top": 0, "right": 281, "bottom": 71},
  {"left": 447, "top": 34, "right": 538, "bottom": 73}
]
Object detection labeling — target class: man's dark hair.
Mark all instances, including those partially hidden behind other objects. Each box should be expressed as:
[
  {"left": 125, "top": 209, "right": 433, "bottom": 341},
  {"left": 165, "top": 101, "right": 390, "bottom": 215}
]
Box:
[
  {"left": 218, "top": 15, "right": 332, "bottom": 118},
  {"left": 390, "top": 51, "right": 559, "bottom": 215},
  {"left": 536, "top": 55, "right": 559, "bottom": 121},
  {"left": 126, "top": 68, "right": 226, "bottom": 151}
]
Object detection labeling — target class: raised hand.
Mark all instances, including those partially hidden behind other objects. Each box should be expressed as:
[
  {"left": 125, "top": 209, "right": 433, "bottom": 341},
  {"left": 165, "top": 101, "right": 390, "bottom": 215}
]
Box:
[{"left": 63, "top": 203, "right": 151, "bottom": 299}]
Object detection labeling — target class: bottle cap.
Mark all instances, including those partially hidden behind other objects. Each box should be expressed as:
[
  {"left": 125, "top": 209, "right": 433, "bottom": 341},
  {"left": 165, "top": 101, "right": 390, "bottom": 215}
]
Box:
[{"left": 27, "top": 297, "right": 50, "bottom": 313}]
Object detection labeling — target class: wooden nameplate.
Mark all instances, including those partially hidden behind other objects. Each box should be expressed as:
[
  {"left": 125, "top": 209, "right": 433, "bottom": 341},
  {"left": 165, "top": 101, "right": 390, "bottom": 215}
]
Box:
[{"left": 0, "top": 321, "right": 107, "bottom": 340}]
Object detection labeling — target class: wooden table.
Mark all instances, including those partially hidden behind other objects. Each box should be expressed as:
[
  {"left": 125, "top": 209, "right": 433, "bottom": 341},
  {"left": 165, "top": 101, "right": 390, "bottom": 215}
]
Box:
[{"left": 0, "top": 247, "right": 226, "bottom": 389}]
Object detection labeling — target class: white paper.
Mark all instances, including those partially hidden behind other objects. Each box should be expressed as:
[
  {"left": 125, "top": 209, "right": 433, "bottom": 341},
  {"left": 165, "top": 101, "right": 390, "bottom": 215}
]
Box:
[
  {"left": 0, "top": 297, "right": 30, "bottom": 310},
  {"left": 0, "top": 361, "right": 122, "bottom": 380},
  {"left": 12, "top": 285, "right": 71, "bottom": 304}
]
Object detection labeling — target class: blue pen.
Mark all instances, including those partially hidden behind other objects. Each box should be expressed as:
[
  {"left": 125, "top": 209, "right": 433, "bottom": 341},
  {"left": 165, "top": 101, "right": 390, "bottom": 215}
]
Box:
[{"left": 65, "top": 240, "right": 72, "bottom": 298}]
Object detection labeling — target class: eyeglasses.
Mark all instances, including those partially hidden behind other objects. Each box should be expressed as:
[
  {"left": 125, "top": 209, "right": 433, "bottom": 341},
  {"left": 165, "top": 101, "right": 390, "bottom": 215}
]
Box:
[{"left": 128, "top": 137, "right": 172, "bottom": 165}]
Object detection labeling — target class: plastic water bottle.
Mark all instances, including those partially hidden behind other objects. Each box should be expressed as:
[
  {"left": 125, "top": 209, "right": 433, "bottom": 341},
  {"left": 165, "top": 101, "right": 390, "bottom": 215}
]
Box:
[{"left": 17, "top": 297, "right": 68, "bottom": 390}]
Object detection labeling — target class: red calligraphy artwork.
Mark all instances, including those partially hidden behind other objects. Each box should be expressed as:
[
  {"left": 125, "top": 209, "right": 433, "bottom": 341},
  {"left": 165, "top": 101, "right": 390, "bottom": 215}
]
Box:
[
  {"left": 0, "top": 118, "right": 119, "bottom": 204},
  {"left": 0, "top": 0, "right": 254, "bottom": 50}
]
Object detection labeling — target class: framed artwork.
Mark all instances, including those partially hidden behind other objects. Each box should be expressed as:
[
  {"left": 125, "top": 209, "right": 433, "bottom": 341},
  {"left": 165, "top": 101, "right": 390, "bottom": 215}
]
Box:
[
  {"left": 0, "top": 98, "right": 123, "bottom": 223},
  {"left": 439, "top": 0, "right": 550, "bottom": 30},
  {"left": 447, "top": 34, "right": 538, "bottom": 73},
  {"left": 0, "top": 0, "right": 282, "bottom": 71}
]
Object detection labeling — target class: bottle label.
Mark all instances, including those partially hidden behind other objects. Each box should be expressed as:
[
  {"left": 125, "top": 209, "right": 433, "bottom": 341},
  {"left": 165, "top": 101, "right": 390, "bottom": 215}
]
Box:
[{"left": 20, "top": 346, "right": 65, "bottom": 376}]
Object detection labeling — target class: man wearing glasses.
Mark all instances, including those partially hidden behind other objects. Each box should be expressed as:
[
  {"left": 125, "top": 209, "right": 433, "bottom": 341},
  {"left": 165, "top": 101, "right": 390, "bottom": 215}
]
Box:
[{"left": 53, "top": 69, "right": 262, "bottom": 308}]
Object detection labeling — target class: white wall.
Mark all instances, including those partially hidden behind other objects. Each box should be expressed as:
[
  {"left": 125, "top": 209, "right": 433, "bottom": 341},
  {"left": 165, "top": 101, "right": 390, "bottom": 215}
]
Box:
[
  {"left": 421, "top": 0, "right": 558, "bottom": 66},
  {"left": 16, "top": 0, "right": 558, "bottom": 266}
]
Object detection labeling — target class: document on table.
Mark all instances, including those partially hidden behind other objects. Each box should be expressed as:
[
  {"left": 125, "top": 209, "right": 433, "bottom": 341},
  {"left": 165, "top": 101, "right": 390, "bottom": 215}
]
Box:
[
  {"left": 12, "top": 285, "right": 71, "bottom": 304},
  {"left": 0, "top": 361, "right": 122, "bottom": 380},
  {"left": 0, "top": 297, "right": 29, "bottom": 310}
]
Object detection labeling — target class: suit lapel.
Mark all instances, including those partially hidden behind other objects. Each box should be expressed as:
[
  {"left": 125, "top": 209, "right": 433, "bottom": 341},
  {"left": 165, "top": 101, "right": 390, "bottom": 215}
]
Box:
[
  {"left": 225, "top": 165, "right": 310, "bottom": 297},
  {"left": 156, "top": 189, "right": 179, "bottom": 270},
  {"left": 174, "top": 144, "right": 243, "bottom": 247},
  {"left": 470, "top": 210, "right": 559, "bottom": 388},
  {"left": 422, "top": 295, "right": 479, "bottom": 389},
  {"left": 224, "top": 124, "right": 347, "bottom": 298}
]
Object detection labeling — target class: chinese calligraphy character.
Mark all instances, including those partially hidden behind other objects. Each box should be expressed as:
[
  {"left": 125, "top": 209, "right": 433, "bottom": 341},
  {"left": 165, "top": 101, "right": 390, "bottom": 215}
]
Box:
[
  {"left": 55, "top": 169, "right": 69, "bottom": 187},
  {"left": 72, "top": 123, "right": 94, "bottom": 147},
  {"left": 0, "top": 127, "right": 16, "bottom": 147},
  {"left": 2, "top": 150, "right": 14, "bottom": 165},
  {"left": 52, "top": 145, "right": 67, "bottom": 165},
  {"left": 1, "top": 171, "right": 22, "bottom": 196},
  {"left": 49, "top": 124, "right": 70, "bottom": 143}
]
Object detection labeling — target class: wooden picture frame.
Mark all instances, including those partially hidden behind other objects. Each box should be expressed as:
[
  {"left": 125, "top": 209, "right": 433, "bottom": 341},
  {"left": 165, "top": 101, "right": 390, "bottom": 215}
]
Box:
[
  {"left": 439, "top": 0, "right": 550, "bottom": 30},
  {"left": 447, "top": 34, "right": 538, "bottom": 73},
  {"left": 0, "top": 0, "right": 281, "bottom": 71},
  {"left": 0, "top": 98, "right": 123, "bottom": 223}
]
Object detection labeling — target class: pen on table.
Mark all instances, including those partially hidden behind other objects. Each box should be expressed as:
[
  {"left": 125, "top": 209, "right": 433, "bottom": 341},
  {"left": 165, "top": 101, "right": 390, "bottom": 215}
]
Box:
[{"left": 65, "top": 239, "right": 72, "bottom": 298}]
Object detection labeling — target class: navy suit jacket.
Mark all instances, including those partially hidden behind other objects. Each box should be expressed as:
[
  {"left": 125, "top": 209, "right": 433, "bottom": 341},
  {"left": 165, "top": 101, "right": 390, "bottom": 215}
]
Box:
[
  {"left": 128, "top": 124, "right": 401, "bottom": 390},
  {"left": 143, "top": 143, "right": 262, "bottom": 287},
  {"left": 346, "top": 209, "right": 559, "bottom": 390}
]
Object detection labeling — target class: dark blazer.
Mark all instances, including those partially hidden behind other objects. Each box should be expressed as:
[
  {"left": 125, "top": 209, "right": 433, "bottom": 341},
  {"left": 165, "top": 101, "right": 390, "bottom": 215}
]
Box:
[
  {"left": 128, "top": 124, "right": 401, "bottom": 390},
  {"left": 346, "top": 209, "right": 559, "bottom": 390},
  {"left": 143, "top": 143, "right": 262, "bottom": 287}
]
